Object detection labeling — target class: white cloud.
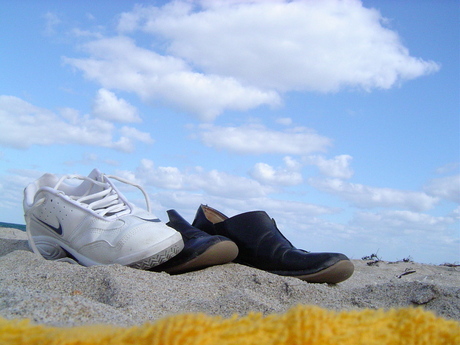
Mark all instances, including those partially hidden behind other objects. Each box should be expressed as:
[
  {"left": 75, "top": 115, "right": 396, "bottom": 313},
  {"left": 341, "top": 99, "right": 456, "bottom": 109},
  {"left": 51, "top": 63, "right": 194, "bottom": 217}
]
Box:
[
  {"left": 347, "top": 209, "right": 459, "bottom": 263},
  {"left": 43, "top": 12, "right": 61, "bottom": 35},
  {"left": 119, "top": 126, "right": 154, "bottom": 144},
  {"left": 275, "top": 117, "right": 292, "bottom": 126},
  {"left": 92, "top": 88, "right": 141, "bottom": 123},
  {"left": 424, "top": 174, "right": 460, "bottom": 203},
  {"left": 115, "top": 157, "right": 336, "bottom": 221},
  {"left": 126, "top": 159, "right": 339, "bottom": 220},
  {"left": 120, "top": 0, "right": 439, "bottom": 92},
  {"left": 190, "top": 169, "right": 274, "bottom": 198},
  {"left": 452, "top": 206, "right": 460, "bottom": 220},
  {"left": 65, "top": 36, "right": 280, "bottom": 121},
  {"left": 64, "top": 152, "right": 120, "bottom": 167},
  {"left": 134, "top": 159, "right": 274, "bottom": 199},
  {"left": 70, "top": 28, "right": 103, "bottom": 39},
  {"left": 309, "top": 177, "right": 439, "bottom": 211},
  {"left": 0, "top": 95, "right": 151, "bottom": 152},
  {"left": 66, "top": 0, "right": 438, "bottom": 120},
  {"left": 435, "top": 162, "right": 459, "bottom": 175},
  {"left": 195, "top": 123, "right": 332, "bottom": 154},
  {"left": 352, "top": 210, "right": 457, "bottom": 233},
  {"left": 138, "top": 160, "right": 185, "bottom": 190},
  {"left": 284, "top": 156, "right": 302, "bottom": 170},
  {"left": 250, "top": 157, "right": 303, "bottom": 186},
  {"left": 306, "top": 154, "right": 354, "bottom": 179}
]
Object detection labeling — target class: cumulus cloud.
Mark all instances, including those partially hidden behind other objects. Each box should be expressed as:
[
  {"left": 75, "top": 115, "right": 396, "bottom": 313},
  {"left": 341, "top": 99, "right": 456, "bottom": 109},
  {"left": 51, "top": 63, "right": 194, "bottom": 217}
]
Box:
[
  {"left": 309, "top": 177, "right": 439, "bottom": 211},
  {"left": 195, "top": 124, "right": 332, "bottom": 154},
  {"left": 348, "top": 209, "right": 459, "bottom": 262},
  {"left": 191, "top": 169, "right": 275, "bottom": 198},
  {"left": 152, "top": 0, "right": 438, "bottom": 91},
  {"left": 92, "top": 88, "right": 141, "bottom": 122},
  {"left": 306, "top": 154, "right": 354, "bottom": 179},
  {"left": 119, "top": 126, "right": 154, "bottom": 144},
  {"left": 127, "top": 0, "right": 439, "bottom": 90},
  {"left": 114, "top": 157, "right": 336, "bottom": 220},
  {"left": 0, "top": 95, "right": 152, "bottom": 152},
  {"left": 250, "top": 157, "right": 303, "bottom": 186},
  {"left": 65, "top": 0, "right": 438, "bottom": 120},
  {"left": 134, "top": 159, "right": 274, "bottom": 199},
  {"left": 424, "top": 174, "right": 460, "bottom": 203},
  {"left": 351, "top": 210, "right": 457, "bottom": 234},
  {"left": 65, "top": 36, "right": 280, "bottom": 121}
]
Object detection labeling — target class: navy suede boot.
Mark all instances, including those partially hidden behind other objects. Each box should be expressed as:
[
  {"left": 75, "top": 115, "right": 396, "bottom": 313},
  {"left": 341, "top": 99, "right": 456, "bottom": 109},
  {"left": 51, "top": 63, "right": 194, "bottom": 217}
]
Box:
[{"left": 192, "top": 205, "right": 354, "bottom": 283}]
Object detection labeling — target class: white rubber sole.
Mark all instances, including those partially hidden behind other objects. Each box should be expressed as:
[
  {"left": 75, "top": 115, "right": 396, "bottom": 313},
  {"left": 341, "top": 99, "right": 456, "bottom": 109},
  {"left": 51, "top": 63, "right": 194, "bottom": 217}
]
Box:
[{"left": 33, "top": 232, "right": 184, "bottom": 270}]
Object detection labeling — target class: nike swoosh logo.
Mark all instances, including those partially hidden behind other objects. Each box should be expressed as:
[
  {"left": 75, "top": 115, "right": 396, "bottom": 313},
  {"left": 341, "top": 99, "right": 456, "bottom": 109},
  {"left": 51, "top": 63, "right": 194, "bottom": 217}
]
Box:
[{"left": 34, "top": 216, "right": 63, "bottom": 235}]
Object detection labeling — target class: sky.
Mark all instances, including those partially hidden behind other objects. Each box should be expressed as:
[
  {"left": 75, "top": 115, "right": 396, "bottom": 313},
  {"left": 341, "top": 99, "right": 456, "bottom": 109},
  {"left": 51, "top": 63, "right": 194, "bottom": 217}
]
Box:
[{"left": 0, "top": 0, "right": 458, "bottom": 265}]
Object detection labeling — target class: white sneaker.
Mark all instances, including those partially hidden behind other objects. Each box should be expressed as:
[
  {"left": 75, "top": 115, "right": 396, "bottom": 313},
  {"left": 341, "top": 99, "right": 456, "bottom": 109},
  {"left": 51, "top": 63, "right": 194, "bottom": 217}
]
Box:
[{"left": 23, "top": 168, "right": 184, "bottom": 269}]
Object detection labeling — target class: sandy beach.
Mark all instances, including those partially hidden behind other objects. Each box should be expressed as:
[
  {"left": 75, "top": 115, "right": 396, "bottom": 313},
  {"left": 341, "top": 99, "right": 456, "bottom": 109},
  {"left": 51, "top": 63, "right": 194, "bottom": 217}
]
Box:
[{"left": 0, "top": 227, "right": 459, "bottom": 327}]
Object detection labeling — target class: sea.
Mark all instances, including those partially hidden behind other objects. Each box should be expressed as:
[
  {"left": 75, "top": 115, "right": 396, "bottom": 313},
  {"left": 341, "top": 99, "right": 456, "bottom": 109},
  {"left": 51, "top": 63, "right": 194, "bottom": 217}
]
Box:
[{"left": 0, "top": 222, "right": 26, "bottom": 231}]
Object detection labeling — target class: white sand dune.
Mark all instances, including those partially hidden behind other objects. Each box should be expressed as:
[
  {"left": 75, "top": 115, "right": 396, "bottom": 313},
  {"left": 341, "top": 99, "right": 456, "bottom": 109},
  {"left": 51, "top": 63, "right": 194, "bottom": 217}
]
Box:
[{"left": 0, "top": 227, "right": 458, "bottom": 327}]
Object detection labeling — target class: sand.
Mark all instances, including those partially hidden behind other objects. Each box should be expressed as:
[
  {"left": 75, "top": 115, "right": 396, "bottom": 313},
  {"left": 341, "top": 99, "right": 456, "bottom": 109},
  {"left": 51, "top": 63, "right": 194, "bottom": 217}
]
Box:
[{"left": 0, "top": 227, "right": 459, "bottom": 327}]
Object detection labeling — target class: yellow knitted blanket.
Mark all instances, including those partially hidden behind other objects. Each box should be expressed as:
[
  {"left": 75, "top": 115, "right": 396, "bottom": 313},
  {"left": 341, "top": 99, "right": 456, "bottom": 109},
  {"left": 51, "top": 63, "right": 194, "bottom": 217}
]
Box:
[{"left": 1, "top": 305, "right": 458, "bottom": 345}]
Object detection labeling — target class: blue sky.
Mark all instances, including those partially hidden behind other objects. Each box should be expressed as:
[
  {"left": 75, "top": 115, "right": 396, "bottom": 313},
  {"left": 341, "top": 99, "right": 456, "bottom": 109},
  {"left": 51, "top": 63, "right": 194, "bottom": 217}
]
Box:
[{"left": 0, "top": 0, "right": 458, "bottom": 264}]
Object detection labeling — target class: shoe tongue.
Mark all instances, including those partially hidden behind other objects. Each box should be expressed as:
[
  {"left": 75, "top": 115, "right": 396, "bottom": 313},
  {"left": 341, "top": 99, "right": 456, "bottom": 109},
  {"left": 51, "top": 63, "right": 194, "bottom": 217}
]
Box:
[
  {"left": 87, "top": 168, "right": 103, "bottom": 180},
  {"left": 87, "top": 168, "right": 106, "bottom": 194},
  {"left": 70, "top": 169, "right": 106, "bottom": 198}
]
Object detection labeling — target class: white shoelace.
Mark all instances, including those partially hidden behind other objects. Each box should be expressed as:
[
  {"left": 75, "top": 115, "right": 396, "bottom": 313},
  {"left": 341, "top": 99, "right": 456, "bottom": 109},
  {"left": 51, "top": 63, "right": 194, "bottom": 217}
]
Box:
[
  {"left": 25, "top": 173, "right": 152, "bottom": 263},
  {"left": 53, "top": 173, "right": 151, "bottom": 216}
]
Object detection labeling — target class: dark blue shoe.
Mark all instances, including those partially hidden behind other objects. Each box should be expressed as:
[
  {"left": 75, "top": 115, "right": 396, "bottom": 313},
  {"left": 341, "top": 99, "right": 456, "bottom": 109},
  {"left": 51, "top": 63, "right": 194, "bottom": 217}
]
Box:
[
  {"left": 192, "top": 205, "right": 354, "bottom": 283},
  {"left": 151, "top": 209, "right": 238, "bottom": 274}
]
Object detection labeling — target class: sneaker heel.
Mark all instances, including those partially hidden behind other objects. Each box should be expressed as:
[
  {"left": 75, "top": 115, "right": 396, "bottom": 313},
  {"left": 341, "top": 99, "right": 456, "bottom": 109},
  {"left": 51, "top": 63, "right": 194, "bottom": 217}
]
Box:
[{"left": 34, "top": 240, "right": 68, "bottom": 260}]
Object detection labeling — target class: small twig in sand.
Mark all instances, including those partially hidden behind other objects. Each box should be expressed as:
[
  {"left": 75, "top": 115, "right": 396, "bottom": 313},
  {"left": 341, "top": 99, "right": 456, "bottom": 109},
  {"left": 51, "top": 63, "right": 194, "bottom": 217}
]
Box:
[
  {"left": 440, "top": 263, "right": 460, "bottom": 267},
  {"left": 397, "top": 268, "right": 416, "bottom": 279},
  {"left": 388, "top": 256, "right": 414, "bottom": 264},
  {"left": 366, "top": 260, "right": 380, "bottom": 266},
  {"left": 362, "top": 252, "right": 382, "bottom": 266},
  {"left": 362, "top": 252, "right": 381, "bottom": 261}
]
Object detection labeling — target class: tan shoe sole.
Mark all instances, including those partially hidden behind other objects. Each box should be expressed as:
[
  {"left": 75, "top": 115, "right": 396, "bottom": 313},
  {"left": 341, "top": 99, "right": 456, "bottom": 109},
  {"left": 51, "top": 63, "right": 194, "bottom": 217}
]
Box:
[
  {"left": 293, "top": 260, "right": 355, "bottom": 284},
  {"left": 162, "top": 240, "right": 239, "bottom": 274}
]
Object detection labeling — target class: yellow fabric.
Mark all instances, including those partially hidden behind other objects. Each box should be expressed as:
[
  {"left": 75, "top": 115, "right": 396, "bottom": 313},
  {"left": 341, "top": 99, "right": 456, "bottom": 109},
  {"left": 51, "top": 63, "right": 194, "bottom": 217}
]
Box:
[{"left": 0, "top": 306, "right": 458, "bottom": 345}]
